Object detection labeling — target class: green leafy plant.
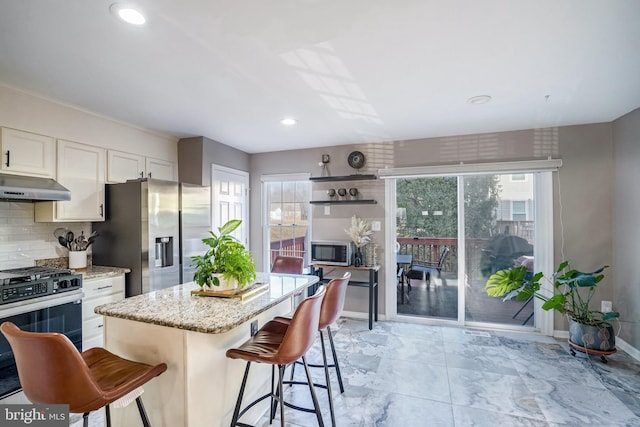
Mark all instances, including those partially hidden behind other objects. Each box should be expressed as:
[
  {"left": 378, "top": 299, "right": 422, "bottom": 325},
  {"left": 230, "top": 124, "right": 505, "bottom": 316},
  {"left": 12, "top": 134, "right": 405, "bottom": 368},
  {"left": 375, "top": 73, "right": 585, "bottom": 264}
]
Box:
[
  {"left": 485, "top": 260, "right": 619, "bottom": 326},
  {"left": 192, "top": 219, "right": 256, "bottom": 288}
]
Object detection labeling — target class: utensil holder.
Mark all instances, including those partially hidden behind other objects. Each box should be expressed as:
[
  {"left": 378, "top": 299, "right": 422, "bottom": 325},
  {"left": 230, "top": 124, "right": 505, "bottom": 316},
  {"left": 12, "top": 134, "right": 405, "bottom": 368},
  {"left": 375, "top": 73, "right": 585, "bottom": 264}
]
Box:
[{"left": 69, "top": 250, "right": 87, "bottom": 269}]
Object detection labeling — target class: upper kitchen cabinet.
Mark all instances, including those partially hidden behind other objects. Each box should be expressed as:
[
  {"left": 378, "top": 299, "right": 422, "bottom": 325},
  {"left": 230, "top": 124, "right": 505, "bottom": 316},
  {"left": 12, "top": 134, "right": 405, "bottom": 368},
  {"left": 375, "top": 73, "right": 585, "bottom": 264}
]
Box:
[
  {"left": 35, "top": 140, "right": 105, "bottom": 222},
  {"left": 146, "top": 157, "right": 176, "bottom": 181},
  {"left": 0, "top": 127, "right": 55, "bottom": 178},
  {"left": 106, "top": 149, "right": 176, "bottom": 183},
  {"left": 106, "top": 150, "right": 145, "bottom": 182}
]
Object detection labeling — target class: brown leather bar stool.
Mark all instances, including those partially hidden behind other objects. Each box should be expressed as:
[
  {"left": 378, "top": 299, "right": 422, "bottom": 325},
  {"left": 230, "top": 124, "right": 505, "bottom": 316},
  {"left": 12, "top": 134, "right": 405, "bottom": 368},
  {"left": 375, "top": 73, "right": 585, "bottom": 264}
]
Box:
[
  {"left": 226, "top": 286, "right": 326, "bottom": 427},
  {"left": 275, "top": 272, "right": 351, "bottom": 427},
  {"left": 271, "top": 255, "right": 304, "bottom": 274},
  {"left": 0, "top": 321, "right": 167, "bottom": 427}
]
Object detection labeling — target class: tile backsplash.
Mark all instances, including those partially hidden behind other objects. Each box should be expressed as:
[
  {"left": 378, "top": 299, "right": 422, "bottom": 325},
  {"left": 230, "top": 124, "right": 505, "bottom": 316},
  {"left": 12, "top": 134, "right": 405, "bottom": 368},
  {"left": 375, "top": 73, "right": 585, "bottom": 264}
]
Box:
[{"left": 0, "top": 202, "right": 90, "bottom": 269}]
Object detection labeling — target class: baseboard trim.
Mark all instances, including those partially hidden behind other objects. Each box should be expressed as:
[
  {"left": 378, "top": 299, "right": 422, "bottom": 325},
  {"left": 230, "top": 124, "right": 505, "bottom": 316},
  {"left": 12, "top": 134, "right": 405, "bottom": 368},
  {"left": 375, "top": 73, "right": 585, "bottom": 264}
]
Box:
[
  {"left": 616, "top": 337, "right": 640, "bottom": 362},
  {"left": 341, "top": 310, "right": 386, "bottom": 322},
  {"left": 553, "top": 329, "right": 569, "bottom": 339}
]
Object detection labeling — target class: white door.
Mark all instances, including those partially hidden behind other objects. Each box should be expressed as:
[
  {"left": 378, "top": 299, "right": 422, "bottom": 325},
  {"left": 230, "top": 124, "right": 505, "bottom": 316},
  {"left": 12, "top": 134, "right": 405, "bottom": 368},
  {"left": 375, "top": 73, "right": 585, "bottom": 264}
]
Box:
[{"left": 212, "top": 165, "right": 249, "bottom": 247}]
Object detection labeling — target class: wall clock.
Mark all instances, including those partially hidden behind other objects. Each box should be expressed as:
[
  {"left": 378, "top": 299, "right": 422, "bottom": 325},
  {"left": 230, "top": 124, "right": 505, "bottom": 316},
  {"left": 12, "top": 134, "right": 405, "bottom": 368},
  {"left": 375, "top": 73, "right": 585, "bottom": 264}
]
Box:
[{"left": 347, "top": 151, "right": 366, "bottom": 170}]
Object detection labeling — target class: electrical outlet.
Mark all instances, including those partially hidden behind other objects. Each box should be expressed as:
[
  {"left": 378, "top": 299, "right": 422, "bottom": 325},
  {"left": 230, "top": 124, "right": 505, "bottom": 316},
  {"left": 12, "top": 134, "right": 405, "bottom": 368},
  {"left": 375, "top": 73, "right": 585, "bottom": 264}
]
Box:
[
  {"left": 324, "top": 205, "right": 330, "bottom": 215},
  {"left": 601, "top": 300, "right": 613, "bottom": 313},
  {"left": 371, "top": 221, "right": 381, "bottom": 231},
  {"left": 250, "top": 320, "right": 258, "bottom": 336}
]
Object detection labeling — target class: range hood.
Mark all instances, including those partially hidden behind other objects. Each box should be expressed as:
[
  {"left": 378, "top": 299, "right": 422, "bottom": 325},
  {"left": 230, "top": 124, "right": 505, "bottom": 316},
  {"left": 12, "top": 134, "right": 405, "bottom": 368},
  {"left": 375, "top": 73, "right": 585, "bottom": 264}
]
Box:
[{"left": 0, "top": 173, "right": 71, "bottom": 201}]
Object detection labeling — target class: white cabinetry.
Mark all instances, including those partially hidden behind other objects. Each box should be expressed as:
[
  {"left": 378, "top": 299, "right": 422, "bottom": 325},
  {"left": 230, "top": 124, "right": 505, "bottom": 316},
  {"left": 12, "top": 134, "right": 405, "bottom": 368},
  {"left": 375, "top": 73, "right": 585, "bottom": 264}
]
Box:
[
  {"left": 146, "top": 156, "right": 175, "bottom": 181},
  {"left": 0, "top": 127, "right": 55, "bottom": 178},
  {"left": 107, "top": 149, "right": 176, "bottom": 182},
  {"left": 82, "top": 275, "right": 125, "bottom": 350},
  {"left": 35, "top": 140, "right": 106, "bottom": 222},
  {"left": 106, "top": 150, "right": 145, "bottom": 182}
]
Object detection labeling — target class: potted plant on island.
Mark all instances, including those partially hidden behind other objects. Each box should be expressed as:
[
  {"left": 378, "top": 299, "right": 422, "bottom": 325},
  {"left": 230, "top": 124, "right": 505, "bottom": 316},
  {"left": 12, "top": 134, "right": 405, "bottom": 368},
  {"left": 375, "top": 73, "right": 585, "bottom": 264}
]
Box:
[
  {"left": 192, "top": 219, "right": 256, "bottom": 291},
  {"left": 485, "top": 260, "right": 620, "bottom": 361}
]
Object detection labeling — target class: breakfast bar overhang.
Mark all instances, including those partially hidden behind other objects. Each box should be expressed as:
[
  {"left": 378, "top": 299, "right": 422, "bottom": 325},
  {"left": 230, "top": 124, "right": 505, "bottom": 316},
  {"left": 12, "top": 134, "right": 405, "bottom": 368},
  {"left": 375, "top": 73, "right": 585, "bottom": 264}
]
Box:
[{"left": 95, "top": 273, "right": 319, "bottom": 427}]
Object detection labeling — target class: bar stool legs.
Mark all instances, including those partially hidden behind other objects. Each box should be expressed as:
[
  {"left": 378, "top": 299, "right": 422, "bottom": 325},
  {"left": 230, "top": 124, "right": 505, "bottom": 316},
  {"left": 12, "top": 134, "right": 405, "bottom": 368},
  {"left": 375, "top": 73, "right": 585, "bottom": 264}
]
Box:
[
  {"left": 319, "top": 331, "right": 336, "bottom": 427},
  {"left": 302, "top": 356, "right": 325, "bottom": 427},
  {"left": 325, "top": 325, "right": 344, "bottom": 393},
  {"left": 230, "top": 358, "right": 325, "bottom": 427},
  {"left": 289, "top": 326, "right": 345, "bottom": 392},
  {"left": 230, "top": 362, "right": 252, "bottom": 427},
  {"left": 286, "top": 326, "right": 342, "bottom": 427}
]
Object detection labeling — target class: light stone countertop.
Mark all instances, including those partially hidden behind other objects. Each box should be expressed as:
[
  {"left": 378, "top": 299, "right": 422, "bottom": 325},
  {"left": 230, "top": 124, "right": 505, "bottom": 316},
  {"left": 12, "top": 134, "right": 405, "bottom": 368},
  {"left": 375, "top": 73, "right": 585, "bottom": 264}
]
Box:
[
  {"left": 95, "top": 273, "right": 319, "bottom": 334},
  {"left": 76, "top": 265, "right": 131, "bottom": 280}
]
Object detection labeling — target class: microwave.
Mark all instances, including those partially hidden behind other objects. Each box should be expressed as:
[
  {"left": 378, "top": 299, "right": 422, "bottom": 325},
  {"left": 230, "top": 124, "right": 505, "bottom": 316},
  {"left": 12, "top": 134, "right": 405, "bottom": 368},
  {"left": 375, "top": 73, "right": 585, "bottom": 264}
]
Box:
[{"left": 311, "top": 240, "right": 354, "bottom": 266}]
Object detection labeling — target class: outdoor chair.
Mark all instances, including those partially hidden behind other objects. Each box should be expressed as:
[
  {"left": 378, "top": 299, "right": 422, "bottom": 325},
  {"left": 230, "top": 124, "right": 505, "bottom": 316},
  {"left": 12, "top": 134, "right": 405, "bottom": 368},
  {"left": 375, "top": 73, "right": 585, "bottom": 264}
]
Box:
[{"left": 407, "top": 246, "right": 450, "bottom": 286}]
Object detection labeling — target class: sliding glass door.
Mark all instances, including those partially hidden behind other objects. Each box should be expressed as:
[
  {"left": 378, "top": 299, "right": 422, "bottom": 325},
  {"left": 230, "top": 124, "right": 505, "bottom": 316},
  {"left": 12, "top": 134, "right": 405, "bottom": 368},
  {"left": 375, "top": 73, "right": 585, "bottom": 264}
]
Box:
[
  {"left": 396, "top": 176, "right": 458, "bottom": 320},
  {"left": 464, "top": 173, "right": 535, "bottom": 326},
  {"left": 395, "top": 172, "right": 539, "bottom": 328}
]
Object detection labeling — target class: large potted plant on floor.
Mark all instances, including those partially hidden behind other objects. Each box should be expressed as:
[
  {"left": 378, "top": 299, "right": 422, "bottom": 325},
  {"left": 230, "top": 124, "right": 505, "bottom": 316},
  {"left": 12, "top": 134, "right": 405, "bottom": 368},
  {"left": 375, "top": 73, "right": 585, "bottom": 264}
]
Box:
[
  {"left": 485, "top": 261, "right": 620, "bottom": 360},
  {"left": 192, "top": 219, "right": 256, "bottom": 291}
]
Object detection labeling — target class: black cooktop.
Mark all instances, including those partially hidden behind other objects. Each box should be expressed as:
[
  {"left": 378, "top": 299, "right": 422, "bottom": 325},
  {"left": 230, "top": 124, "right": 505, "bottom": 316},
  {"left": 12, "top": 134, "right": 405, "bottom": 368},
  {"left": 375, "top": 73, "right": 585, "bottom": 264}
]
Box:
[
  {"left": 0, "top": 266, "right": 82, "bottom": 305},
  {"left": 0, "top": 266, "right": 75, "bottom": 285}
]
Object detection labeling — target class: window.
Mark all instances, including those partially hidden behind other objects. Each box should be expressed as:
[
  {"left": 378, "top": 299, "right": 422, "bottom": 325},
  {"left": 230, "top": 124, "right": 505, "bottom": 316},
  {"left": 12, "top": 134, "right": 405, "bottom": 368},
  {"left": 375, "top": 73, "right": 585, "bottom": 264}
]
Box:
[
  {"left": 263, "top": 177, "right": 310, "bottom": 269},
  {"left": 512, "top": 200, "right": 527, "bottom": 221}
]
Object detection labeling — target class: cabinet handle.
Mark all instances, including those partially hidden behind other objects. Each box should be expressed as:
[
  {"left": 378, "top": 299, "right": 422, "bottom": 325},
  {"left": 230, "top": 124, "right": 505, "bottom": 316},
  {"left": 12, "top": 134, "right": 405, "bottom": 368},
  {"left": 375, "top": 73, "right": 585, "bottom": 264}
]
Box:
[
  {"left": 148, "top": 172, "right": 152, "bottom": 178},
  {"left": 99, "top": 204, "right": 104, "bottom": 217},
  {"left": 140, "top": 171, "right": 144, "bottom": 178},
  {"left": 5, "top": 150, "right": 9, "bottom": 167},
  {"left": 98, "top": 324, "right": 103, "bottom": 328},
  {"left": 96, "top": 285, "right": 113, "bottom": 290}
]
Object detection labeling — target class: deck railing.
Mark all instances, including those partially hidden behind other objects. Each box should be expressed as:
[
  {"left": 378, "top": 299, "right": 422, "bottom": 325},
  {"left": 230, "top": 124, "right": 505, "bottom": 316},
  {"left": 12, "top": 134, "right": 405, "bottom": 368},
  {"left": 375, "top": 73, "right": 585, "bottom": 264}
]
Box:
[
  {"left": 270, "top": 238, "right": 306, "bottom": 265},
  {"left": 397, "top": 237, "right": 489, "bottom": 274},
  {"left": 273, "top": 236, "right": 500, "bottom": 276}
]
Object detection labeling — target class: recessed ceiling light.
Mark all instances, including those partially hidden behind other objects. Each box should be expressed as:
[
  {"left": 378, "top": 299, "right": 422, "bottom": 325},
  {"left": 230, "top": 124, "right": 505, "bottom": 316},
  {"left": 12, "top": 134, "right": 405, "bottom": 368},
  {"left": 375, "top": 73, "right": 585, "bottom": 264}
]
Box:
[
  {"left": 110, "top": 3, "right": 146, "bottom": 25},
  {"left": 280, "top": 118, "right": 297, "bottom": 126},
  {"left": 467, "top": 95, "right": 492, "bottom": 105}
]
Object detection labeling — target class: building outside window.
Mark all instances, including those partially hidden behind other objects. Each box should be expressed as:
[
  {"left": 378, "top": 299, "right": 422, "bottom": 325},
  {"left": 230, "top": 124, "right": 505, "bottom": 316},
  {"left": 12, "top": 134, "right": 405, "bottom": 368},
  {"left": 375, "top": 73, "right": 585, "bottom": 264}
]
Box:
[{"left": 512, "top": 200, "right": 527, "bottom": 221}]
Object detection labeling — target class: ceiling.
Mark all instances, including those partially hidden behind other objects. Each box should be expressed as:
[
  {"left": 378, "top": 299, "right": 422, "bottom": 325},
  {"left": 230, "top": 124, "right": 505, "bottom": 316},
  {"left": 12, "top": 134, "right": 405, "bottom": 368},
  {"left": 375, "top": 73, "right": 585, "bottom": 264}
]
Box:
[{"left": 1, "top": 0, "right": 639, "bottom": 154}]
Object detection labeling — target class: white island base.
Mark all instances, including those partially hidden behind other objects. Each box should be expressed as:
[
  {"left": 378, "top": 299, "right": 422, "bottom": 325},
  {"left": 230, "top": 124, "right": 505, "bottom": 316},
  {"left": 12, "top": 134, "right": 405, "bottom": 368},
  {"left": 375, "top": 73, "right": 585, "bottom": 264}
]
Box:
[{"left": 104, "top": 301, "right": 291, "bottom": 427}]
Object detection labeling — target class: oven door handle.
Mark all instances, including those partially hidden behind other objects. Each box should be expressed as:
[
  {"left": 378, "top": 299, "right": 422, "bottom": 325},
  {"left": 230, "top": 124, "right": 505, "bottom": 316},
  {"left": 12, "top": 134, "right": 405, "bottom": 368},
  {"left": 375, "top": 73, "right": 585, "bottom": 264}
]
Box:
[{"left": 0, "top": 290, "right": 83, "bottom": 319}]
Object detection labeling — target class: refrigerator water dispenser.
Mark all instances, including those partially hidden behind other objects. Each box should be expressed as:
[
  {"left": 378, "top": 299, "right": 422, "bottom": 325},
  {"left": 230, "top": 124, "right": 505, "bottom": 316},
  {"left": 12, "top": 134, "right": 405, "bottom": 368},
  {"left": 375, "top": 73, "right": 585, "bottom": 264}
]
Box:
[{"left": 155, "top": 236, "right": 174, "bottom": 267}]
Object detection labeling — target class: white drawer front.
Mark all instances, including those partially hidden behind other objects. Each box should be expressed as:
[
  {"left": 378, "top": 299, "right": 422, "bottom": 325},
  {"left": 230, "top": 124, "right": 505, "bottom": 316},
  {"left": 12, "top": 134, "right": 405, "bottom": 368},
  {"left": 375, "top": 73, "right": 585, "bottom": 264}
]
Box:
[
  {"left": 83, "top": 276, "right": 125, "bottom": 299},
  {"left": 82, "top": 293, "right": 124, "bottom": 321},
  {"left": 83, "top": 316, "right": 105, "bottom": 340}
]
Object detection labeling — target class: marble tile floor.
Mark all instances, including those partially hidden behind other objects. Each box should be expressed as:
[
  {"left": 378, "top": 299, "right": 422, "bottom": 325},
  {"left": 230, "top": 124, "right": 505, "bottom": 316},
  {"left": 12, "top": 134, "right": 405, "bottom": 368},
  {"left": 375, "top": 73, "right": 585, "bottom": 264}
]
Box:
[
  {"left": 71, "top": 318, "right": 640, "bottom": 426},
  {"left": 256, "top": 318, "right": 640, "bottom": 427}
]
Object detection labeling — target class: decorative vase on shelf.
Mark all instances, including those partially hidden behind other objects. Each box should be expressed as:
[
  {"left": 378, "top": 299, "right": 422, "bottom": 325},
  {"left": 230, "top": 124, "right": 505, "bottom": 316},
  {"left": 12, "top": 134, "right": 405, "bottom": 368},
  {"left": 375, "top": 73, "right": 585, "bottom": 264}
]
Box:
[
  {"left": 68, "top": 250, "right": 87, "bottom": 269},
  {"left": 354, "top": 250, "right": 363, "bottom": 267}
]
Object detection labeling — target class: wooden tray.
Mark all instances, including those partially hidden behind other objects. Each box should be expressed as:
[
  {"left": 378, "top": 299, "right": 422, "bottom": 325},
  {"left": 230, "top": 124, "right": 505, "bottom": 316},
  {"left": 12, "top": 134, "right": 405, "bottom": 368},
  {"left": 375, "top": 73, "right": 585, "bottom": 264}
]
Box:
[{"left": 190, "top": 282, "right": 269, "bottom": 300}]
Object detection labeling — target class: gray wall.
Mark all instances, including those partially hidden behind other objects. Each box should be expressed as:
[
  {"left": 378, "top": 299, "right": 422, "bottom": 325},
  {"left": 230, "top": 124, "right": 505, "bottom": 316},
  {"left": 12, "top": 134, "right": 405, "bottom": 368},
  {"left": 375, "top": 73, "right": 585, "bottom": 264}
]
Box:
[
  {"left": 249, "top": 124, "right": 618, "bottom": 328},
  {"left": 178, "top": 136, "right": 250, "bottom": 186},
  {"left": 613, "top": 107, "right": 640, "bottom": 349}
]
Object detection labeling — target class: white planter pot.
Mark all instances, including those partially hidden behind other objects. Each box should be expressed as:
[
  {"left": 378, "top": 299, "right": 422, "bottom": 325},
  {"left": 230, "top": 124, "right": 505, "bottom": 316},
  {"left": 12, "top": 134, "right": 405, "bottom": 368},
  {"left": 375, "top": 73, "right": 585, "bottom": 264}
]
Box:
[{"left": 209, "top": 274, "right": 239, "bottom": 291}]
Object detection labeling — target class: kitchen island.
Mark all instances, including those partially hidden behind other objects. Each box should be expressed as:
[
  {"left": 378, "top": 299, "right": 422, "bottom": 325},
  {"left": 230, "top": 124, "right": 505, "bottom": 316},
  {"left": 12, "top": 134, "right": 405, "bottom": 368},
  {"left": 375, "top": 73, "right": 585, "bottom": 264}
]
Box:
[{"left": 95, "top": 273, "right": 319, "bottom": 427}]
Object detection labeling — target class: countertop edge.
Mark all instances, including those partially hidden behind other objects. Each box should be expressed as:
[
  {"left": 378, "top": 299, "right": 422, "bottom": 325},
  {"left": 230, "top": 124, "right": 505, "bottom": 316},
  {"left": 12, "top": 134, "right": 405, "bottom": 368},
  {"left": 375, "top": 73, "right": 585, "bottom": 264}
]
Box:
[{"left": 95, "top": 274, "right": 319, "bottom": 334}]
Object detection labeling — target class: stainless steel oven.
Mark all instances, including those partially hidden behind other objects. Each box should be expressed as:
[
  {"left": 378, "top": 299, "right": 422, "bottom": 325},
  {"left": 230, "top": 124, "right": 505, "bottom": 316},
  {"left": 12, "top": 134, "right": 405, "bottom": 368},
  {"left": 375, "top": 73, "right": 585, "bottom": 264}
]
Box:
[{"left": 0, "top": 267, "right": 82, "bottom": 399}]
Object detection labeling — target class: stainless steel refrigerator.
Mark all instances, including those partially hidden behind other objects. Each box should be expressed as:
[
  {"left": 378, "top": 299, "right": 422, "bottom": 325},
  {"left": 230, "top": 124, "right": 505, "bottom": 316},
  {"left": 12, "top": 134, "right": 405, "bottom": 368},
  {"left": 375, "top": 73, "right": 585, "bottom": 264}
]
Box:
[
  {"left": 92, "top": 179, "right": 180, "bottom": 297},
  {"left": 179, "top": 183, "right": 211, "bottom": 283}
]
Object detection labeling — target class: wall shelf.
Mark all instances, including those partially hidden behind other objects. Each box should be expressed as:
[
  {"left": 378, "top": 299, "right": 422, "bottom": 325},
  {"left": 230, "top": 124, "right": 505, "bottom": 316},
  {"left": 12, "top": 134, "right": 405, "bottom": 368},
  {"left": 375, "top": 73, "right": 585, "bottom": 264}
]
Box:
[
  {"left": 309, "top": 174, "right": 376, "bottom": 182},
  {"left": 309, "top": 199, "right": 377, "bottom": 205}
]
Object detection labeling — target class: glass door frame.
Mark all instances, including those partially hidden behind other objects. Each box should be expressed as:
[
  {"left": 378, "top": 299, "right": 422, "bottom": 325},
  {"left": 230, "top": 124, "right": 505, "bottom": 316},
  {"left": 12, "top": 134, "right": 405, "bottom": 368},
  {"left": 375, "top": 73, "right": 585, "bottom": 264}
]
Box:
[{"left": 384, "top": 167, "right": 556, "bottom": 335}]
